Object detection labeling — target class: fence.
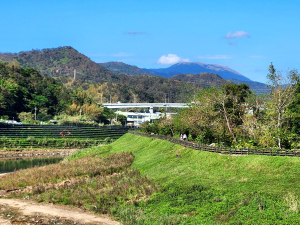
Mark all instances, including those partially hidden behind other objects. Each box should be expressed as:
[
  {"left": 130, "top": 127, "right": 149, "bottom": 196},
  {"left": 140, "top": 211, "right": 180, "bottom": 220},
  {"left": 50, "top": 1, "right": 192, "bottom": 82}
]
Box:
[{"left": 129, "top": 131, "right": 300, "bottom": 157}]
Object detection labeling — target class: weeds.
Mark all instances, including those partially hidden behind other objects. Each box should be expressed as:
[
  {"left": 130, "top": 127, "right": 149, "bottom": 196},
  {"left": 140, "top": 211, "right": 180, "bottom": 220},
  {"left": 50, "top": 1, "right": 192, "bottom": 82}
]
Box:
[
  {"left": 33, "top": 169, "right": 157, "bottom": 214},
  {"left": 0, "top": 152, "right": 134, "bottom": 189}
]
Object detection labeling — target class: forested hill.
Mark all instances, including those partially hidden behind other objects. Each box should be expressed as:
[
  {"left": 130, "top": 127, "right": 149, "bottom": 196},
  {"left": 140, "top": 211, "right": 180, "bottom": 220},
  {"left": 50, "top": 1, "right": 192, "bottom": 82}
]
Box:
[
  {"left": 0, "top": 46, "right": 118, "bottom": 83},
  {"left": 100, "top": 62, "right": 154, "bottom": 76},
  {"left": 0, "top": 60, "right": 71, "bottom": 117},
  {"left": 0, "top": 47, "right": 203, "bottom": 103},
  {"left": 171, "top": 73, "right": 231, "bottom": 87}
]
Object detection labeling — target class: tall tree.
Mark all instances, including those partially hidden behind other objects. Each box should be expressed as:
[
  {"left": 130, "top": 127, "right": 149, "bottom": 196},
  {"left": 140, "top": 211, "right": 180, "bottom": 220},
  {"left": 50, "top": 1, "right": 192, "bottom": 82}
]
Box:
[{"left": 266, "top": 63, "right": 299, "bottom": 148}]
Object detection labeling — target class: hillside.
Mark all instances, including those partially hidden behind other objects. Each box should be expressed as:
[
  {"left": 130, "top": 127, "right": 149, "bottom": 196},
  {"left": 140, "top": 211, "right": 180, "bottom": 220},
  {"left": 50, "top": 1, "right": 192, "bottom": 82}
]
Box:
[
  {"left": 0, "top": 46, "right": 120, "bottom": 83},
  {"left": 100, "top": 61, "right": 154, "bottom": 76},
  {"left": 0, "top": 47, "right": 203, "bottom": 103},
  {"left": 171, "top": 72, "right": 231, "bottom": 87},
  {"left": 142, "top": 62, "right": 252, "bottom": 81},
  {"left": 69, "top": 133, "right": 300, "bottom": 223},
  {"left": 0, "top": 60, "right": 70, "bottom": 118}
]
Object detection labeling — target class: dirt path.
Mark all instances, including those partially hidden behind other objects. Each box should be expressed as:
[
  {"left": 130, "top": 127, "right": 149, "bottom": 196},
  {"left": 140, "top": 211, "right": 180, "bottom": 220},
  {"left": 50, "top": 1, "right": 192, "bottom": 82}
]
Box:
[{"left": 0, "top": 198, "right": 121, "bottom": 225}]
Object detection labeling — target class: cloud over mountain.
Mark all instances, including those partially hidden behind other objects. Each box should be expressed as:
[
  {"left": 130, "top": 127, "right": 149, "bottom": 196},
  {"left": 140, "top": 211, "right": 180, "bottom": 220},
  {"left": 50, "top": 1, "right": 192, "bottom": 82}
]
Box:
[{"left": 157, "top": 54, "right": 190, "bottom": 65}]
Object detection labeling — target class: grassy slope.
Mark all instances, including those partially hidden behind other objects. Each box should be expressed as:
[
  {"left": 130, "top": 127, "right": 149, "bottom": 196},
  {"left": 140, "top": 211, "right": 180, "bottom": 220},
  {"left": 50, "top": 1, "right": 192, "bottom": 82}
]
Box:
[
  {"left": 102, "top": 133, "right": 300, "bottom": 224},
  {"left": 110, "top": 133, "right": 300, "bottom": 194}
]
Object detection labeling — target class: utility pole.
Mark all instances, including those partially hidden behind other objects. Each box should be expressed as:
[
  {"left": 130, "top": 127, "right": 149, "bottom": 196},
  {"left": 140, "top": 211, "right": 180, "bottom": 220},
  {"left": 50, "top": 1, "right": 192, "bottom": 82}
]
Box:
[
  {"left": 110, "top": 94, "right": 111, "bottom": 104},
  {"left": 101, "top": 94, "right": 103, "bottom": 104},
  {"left": 34, "top": 107, "right": 37, "bottom": 121},
  {"left": 74, "top": 69, "right": 76, "bottom": 80}
]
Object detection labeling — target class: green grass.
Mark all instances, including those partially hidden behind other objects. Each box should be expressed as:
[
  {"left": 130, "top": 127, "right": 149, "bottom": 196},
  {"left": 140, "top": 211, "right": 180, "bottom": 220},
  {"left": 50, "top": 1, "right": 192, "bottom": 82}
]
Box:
[
  {"left": 87, "top": 133, "right": 300, "bottom": 224},
  {"left": 4, "top": 133, "right": 300, "bottom": 224}
]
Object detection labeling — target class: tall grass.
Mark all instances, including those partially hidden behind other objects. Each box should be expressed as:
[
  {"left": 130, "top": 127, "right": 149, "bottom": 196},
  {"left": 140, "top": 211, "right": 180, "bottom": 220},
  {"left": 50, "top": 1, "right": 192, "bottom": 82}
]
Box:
[
  {"left": 33, "top": 169, "right": 157, "bottom": 214},
  {"left": 0, "top": 152, "right": 134, "bottom": 189}
]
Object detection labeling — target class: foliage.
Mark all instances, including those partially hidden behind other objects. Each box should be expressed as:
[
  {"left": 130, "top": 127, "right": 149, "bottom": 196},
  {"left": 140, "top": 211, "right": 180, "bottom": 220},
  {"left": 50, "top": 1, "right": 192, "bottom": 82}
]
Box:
[
  {"left": 143, "top": 64, "right": 300, "bottom": 149},
  {"left": 0, "top": 60, "right": 70, "bottom": 118}
]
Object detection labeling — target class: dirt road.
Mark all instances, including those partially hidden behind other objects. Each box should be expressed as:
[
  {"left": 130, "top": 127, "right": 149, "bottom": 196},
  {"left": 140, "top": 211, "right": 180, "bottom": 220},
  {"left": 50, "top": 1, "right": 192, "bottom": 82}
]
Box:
[{"left": 0, "top": 198, "right": 121, "bottom": 225}]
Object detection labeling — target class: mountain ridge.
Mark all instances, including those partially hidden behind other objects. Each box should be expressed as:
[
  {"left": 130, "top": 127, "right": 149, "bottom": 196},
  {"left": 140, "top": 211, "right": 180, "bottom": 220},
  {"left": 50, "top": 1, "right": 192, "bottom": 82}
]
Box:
[
  {"left": 142, "top": 62, "right": 252, "bottom": 82},
  {"left": 100, "top": 62, "right": 154, "bottom": 76},
  {"left": 0, "top": 47, "right": 203, "bottom": 103}
]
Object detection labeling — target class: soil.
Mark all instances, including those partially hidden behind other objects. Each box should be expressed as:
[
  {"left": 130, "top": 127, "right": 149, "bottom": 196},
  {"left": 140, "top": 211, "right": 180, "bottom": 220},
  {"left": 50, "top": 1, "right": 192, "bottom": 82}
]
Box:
[{"left": 0, "top": 198, "right": 121, "bottom": 225}]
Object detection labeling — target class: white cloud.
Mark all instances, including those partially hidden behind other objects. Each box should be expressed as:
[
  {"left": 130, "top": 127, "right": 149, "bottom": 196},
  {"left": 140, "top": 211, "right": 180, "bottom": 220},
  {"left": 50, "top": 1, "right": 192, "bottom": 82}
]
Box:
[
  {"left": 157, "top": 54, "right": 190, "bottom": 65},
  {"left": 225, "top": 31, "right": 250, "bottom": 39},
  {"left": 197, "top": 55, "right": 233, "bottom": 60}
]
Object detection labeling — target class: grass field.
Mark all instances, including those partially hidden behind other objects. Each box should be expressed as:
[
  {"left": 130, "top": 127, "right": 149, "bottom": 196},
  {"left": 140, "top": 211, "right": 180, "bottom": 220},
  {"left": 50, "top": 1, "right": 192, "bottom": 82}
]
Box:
[
  {"left": 3, "top": 133, "right": 300, "bottom": 224},
  {"left": 98, "top": 133, "right": 300, "bottom": 224}
]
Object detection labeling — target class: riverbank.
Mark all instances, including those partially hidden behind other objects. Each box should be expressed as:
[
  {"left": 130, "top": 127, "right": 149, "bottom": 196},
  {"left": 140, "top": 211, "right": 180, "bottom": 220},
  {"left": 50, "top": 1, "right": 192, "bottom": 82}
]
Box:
[{"left": 0, "top": 149, "right": 78, "bottom": 158}]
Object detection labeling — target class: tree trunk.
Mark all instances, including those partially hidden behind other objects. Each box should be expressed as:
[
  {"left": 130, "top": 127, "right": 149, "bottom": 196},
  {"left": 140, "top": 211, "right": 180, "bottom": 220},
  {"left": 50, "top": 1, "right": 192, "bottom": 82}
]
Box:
[{"left": 222, "top": 99, "right": 237, "bottom": 144}]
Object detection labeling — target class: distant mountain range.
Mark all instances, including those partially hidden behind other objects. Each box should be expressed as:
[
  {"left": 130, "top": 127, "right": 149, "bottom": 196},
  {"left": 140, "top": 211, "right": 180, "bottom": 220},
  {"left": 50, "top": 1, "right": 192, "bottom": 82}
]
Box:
[
  {"left": 0, "top": 47, "right": 203, "bottom": 103},
  {"left": 101, "top": 61, "right": 269, "bottom": 93},
  {"left": 142, "top": 62, "right": 252, "bottom": 82},
  {"left": 0, "top": 47, "right": 269, "bottom": 102}
]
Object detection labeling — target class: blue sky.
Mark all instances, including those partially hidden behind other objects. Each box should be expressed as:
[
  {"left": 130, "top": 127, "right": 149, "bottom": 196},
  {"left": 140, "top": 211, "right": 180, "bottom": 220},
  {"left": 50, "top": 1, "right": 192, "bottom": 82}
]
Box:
[{"left": 1, "top": 0, "right": 299, "bottom": 83}]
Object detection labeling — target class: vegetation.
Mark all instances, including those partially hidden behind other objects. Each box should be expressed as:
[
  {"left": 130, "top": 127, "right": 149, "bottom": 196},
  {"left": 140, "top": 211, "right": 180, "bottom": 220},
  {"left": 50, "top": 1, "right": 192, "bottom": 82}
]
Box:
[
  {"left": 1, "top": 151, "right": 157, "bottom": 217},
  {"left": 106, "top": 134, "right": 300, "bottom": 224},
  {"left": 0, "top": 47, "right": 204, "bottom": 103},
  {"left": 0, "top": 60, "right": 119, "bottom": 123},
  {"left": 100, "top": 61, "right": 154, "bottom": 76},
  {"left": 0, "top": 137, "right": 106, "bottom": 150},
  {"left": 142, "top": 64, "right": 300, "bottom": 149},
  {"left": 0, "top": 60, "right": 69, "bottom": 118},
  {"left": 0, "top": 152, "right": 134, "bottom": 189},
  {"left": 3, "top": 133, "right": 300, "bottom": 223}
]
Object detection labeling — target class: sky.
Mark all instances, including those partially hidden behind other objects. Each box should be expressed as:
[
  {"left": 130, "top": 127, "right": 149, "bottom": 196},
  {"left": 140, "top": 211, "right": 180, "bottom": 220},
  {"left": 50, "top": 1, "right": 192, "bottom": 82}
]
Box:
[{"left": 1, "top": 0, "right": 300, "bottom": 83}]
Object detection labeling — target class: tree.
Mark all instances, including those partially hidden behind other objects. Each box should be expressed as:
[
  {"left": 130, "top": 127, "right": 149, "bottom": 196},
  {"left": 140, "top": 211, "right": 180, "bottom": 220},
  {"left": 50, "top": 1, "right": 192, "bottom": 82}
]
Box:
[
  {"left": 215, "top": 84, "right": 252, "bottom": 144},
  {"left": 266, "top": 63, "right": 299, "bottom": 148}
]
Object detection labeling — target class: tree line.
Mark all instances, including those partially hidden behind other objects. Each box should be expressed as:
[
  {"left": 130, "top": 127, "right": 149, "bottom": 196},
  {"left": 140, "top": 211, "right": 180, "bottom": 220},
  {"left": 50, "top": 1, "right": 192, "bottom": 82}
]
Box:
[
  {"left": 142, "top": 64, "right": 300, "bottom": 149},
  {"left": 0, "top": 60, "right": 114, "bottom": 123}
]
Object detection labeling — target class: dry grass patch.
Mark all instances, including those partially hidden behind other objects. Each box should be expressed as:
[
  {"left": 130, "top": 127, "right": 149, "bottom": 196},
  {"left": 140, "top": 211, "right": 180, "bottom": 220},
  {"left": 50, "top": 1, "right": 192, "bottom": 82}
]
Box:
[{"left": 0, "top": 153, "right": 134, "bottom": 190}]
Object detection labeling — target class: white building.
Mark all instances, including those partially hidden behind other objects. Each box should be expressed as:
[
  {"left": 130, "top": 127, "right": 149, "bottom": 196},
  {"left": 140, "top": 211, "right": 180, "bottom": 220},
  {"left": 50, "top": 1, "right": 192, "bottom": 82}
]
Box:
[{"left": 115, "top": 111, "right": 175, "bottom": 126}]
